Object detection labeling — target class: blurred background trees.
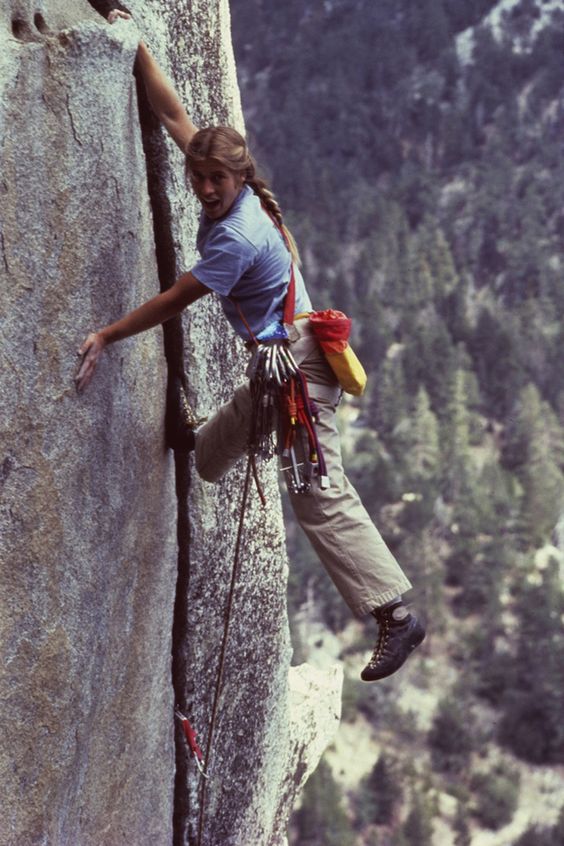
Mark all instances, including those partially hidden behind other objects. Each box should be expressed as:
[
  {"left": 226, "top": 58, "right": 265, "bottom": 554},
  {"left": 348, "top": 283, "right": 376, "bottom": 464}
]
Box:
[{"left": 230, "top": 0, "right": 564, "bottom": 842}]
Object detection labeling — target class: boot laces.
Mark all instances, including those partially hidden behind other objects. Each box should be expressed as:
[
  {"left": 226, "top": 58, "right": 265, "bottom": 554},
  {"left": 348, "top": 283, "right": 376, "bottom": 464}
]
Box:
[{"left": 368, "top": 616, "right": 391, "bottom": 668}]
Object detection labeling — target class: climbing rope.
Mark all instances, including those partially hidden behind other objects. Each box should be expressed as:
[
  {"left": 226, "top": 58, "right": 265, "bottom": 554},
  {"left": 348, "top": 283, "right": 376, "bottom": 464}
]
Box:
[
  {"left": 179, "top": 208, "right": 328, "bottom": 842},
  {"left": 194, "top": 453, "right": 254, "bottom": 846}
]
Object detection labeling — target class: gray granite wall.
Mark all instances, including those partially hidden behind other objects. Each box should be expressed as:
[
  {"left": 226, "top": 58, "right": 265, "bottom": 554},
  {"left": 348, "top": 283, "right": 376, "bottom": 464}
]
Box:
[{"left": 0, "top": 3, "right": 341, "bottom": 844}]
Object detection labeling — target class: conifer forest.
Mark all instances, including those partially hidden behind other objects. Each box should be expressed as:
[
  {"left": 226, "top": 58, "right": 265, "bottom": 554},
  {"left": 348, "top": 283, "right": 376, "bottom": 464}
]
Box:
[{"left": 230, "top": 1, "right": 564, "bottom": 843}]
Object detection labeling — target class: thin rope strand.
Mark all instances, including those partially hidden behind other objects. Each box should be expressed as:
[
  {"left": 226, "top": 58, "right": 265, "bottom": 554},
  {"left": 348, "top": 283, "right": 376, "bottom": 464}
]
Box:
[{"left": 196, "top": 454, "right": 254, "bottom": 846}]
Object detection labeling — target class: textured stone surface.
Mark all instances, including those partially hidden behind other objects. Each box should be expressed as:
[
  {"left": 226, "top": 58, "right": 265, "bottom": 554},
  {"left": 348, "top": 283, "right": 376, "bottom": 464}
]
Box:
[
  {"left": 0, "top": 2, "right": 342, "bottom": 844},
  {"left": 0, "top": 5, "right": 177, "bottom": 844},
  {"left": 273, "top": 663, "right": 343, "bottom": 844}
]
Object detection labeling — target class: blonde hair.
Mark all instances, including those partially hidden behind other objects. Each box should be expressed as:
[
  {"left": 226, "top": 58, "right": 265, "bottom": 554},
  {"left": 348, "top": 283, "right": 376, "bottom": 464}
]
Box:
[{"left": 185, "top": 126, "right": 300, "bottom": 265}]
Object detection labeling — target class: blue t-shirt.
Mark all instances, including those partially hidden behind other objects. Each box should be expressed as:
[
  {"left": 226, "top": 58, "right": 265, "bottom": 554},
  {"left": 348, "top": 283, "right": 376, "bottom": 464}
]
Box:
[{"left": 191, "top": 185, "right": 312, "bottom": 340}]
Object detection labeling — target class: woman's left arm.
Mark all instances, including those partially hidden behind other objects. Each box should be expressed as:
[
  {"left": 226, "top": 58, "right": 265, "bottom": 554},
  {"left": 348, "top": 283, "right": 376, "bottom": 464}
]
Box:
[
  {"left": 76, "top": 272, "right": 209, "bottom": 392},
  {"left": 107, "top": 10, "right": 197, "bottom": 151}
]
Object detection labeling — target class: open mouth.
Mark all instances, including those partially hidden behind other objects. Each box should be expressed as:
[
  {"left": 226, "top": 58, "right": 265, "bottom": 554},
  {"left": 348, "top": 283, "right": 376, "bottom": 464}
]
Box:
[{"left": 202, "top": 199, "right": 221, "bottom": 214}]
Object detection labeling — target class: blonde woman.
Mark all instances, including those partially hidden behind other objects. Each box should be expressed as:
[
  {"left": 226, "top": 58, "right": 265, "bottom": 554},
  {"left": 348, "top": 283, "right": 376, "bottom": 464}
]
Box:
[{"left": 77, "top": 10, "right": 425, "bottom": 681}]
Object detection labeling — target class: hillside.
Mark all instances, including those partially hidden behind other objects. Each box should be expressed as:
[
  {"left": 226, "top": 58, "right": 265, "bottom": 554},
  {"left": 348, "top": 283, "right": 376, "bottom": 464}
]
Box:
[{"left": 229, "top": 0, "right": 564, "bottom": 843}]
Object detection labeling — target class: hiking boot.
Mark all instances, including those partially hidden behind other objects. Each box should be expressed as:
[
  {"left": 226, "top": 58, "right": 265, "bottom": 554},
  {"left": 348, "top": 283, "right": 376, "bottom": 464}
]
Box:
[
  {"left": 360, "top": 603, "right": 426, "bottom": 682},
  {"left": 165, "top": 374, "right": 198, "bottom": 453},
  {"left": 166, "top": 421, "right": 195, "bottom": 453}
]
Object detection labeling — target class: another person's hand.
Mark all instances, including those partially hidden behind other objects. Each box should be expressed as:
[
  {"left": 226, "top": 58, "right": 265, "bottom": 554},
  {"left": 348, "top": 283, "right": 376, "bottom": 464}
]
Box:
[
  {"left": 108, "top": 9, "right": 131, "bottom": 24},
  {"left": 76, "top": 332, "right": 107, "bottom": 393}
]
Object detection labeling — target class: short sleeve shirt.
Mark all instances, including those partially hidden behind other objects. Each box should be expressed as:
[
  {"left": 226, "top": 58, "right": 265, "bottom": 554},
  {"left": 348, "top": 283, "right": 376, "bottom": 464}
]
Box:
[{"left": 191, "top": 185, "right": 312, "bottom": 340}]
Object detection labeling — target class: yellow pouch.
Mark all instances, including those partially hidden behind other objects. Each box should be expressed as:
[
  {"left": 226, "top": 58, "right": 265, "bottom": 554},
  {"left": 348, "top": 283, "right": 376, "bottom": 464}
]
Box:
[{"left": 325, "top": 344, "right": 367, "bottom": 396}]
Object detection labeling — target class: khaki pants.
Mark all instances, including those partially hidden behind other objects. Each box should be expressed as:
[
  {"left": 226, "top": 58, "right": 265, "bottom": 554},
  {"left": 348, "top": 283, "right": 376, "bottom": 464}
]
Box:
[{"left": 195, "top": 319, "right": 412, "bottom": 617}]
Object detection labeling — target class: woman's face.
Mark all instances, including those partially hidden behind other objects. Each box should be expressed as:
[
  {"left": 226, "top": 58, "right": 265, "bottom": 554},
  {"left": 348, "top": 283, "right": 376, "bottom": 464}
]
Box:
[{"left": 189, "top": 158, "right": 245, "bottom": 220}]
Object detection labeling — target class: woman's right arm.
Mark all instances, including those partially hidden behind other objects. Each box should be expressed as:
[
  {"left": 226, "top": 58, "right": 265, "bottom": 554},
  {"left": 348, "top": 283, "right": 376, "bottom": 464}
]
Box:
[
  {"left": 75, "top": 272, "right": 210, "bottom": 392},
  {"left": 108, "top": 10, "right": 197, "bottom": 151}
]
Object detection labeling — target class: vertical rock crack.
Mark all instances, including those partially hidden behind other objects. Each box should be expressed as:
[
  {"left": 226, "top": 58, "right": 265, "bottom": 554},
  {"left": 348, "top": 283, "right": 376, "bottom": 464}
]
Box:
[
  {"left": 84, "top": 4, "right": 193, "bottom": 834},
  {"left": 130, "top": 61, "right": 193, "bottom": 846}
]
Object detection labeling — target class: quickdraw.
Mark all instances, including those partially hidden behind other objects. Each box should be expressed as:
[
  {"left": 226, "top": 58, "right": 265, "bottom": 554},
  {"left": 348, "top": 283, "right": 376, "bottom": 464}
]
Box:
[
  {"left": 247, "top": 340, "right": 329, "bottom": 494},
  {"left": 175, "top": 709, "right": 208, "bottom": 778}
]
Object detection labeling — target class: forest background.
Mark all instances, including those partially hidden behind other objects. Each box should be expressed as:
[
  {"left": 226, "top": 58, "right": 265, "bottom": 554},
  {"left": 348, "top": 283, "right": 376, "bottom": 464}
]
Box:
[{"left": 229, "top": 1, "right": 564, "bottom": 845}]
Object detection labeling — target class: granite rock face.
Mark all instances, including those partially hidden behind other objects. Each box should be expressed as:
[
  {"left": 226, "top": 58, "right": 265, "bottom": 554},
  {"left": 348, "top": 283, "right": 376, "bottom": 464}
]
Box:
[
  {"left": 0, "top": 2, "right": 341, "bottom": 845},
  {"left": 0, "top": 3, "right": 177, "bottom": 844}
]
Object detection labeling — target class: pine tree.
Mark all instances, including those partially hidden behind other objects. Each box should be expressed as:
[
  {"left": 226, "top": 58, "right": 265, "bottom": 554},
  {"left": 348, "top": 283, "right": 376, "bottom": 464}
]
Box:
[
  {"left": 392, "top": 218, "right": 417, "bottom": 310},
  {"left": 468, "top": 308, "right": 525, "bottom": 419},
  {"left": 403, "top": 316, "right": 458, "bottom": 414},
  {"left": 550, "top": 804, "right": 564, "bottom": 846},
  {"left": 408, "top": 248, "right": 435, "bottom": 310},
  {"left": 358, "top": 292, "right": 392, "bottom": 372},
  {"left": 357, "top": 753, "right": 401, "bottom": 827},
  {"left": 423, "top": 225, "right": 460, "bottom": 301},
  {"left": 471, "top": 763, "right": 520, "bottom": 830},
  {"left": 373, "top": 347, "right": 409, "bottom": 438},
  {"left": 506, "top": 384, "right": 564, "bottom": 546},
  {"left": 293, "top": 758, "right": 356, "bottom": 846},
  {"left": 498, "top": 560, "right": 564, "bottom": 763},
  {"left": 428, "top": 696, "right": 476, "bottom": 774},
  {"left": 392, "top": 386, "right": 440, "bottom": 482},
  {"left": 401, "top": 793, "right": 434, "bottom": 846},
  {"left": 441, "top": 367, "right": 474, "bottom": 503},
  {"left": 402, "top": 528, "right": 446, "bottom": 629},
  {"left": 453, "top": 802, "right": 471, "bottom": 846}
]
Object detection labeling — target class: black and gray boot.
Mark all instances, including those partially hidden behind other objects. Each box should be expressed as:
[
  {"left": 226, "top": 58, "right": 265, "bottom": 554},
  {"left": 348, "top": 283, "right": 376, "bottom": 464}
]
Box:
[
  {"left": 361, "top": 602, "right": 425, "bottom": 682},
  {"left": 165, "top": 373, "right": 199, "bottom": 453}
]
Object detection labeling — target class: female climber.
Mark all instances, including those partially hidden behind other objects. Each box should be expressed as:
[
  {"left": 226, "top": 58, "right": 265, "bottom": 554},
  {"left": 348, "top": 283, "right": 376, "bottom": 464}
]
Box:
[{"left": 76, "top": 9, "right": 425, "bottom": 682}]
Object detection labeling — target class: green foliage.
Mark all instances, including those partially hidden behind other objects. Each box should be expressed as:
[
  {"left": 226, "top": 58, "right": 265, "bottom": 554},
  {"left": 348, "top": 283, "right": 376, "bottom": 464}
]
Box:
[
  {"left": 231, "top": 1, "right": 564, "bottom": 835},
  {"left": 514, "top": 825, "right": 556, "bottom": 846},
  {"left": 402, "top": 318, "right": 458, "bottom": 417},
  {"left": 470, "top": 762, "right": 520, "bottom": 830},
  {"left": 292, "top": 758, "right": 356, "bottom": 846},
  {"left": 463, "top": 617, "right": 510, "bottom": 705},
  {"left": 445, "top": 539, "right": 510, "bottom": 617},
  {"left": 357, "top": 293, "right": 392, "bottom": 371},
  {"left": 398, "top": 793, "right": 434, "bottom": 846},
  {"left": 340, "top": 675, "right": 363, "bottom": 724},
  {"left": 468, "top": 309, "right": 526, "bottom": 419},
  {"left": 516, "top": 805, "right": 564, "bottom": 846},
  {"left": 356, "top": 753, "right": 402, "bottom": 827},
  {"left": 345, "top": 430, "right": 402, "bottom": 517},
  {"left": 353, "top": 681, "right": 421, "bottom": 743},
  {"left": 392, "top": 386, "right": 440, "bottom": 484},
  {"left": 428, "top": 696, "right": 476, "bottom": 774},
  {"left": 497, "top": 562, "right": 564, "bottom": 764},
  {"left": 504, "top": 385, "right": 564, "bottom": 547},
  {"left": 373, "top": 352, "right": 409, "bottom": 438},
  {"left": 419, "top": 226, "right": 460, "bottom": 311},
  {"left": 453, "top": 802, "right": 472, "bottom": 846}
]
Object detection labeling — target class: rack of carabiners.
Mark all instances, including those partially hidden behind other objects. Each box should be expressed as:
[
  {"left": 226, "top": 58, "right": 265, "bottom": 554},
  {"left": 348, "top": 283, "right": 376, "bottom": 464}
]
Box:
[{"left": 247, "top": 340, "right": 329, "bottom": 493}]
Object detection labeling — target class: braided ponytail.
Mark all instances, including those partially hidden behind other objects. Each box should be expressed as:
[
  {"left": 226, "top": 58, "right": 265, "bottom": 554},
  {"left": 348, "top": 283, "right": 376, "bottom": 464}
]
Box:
[
  {"left": 186, "top": 126, "right": 301, "bottom": 265},
  {"left": 244, "top": 171, "right": 301, "bottom": 265}
]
